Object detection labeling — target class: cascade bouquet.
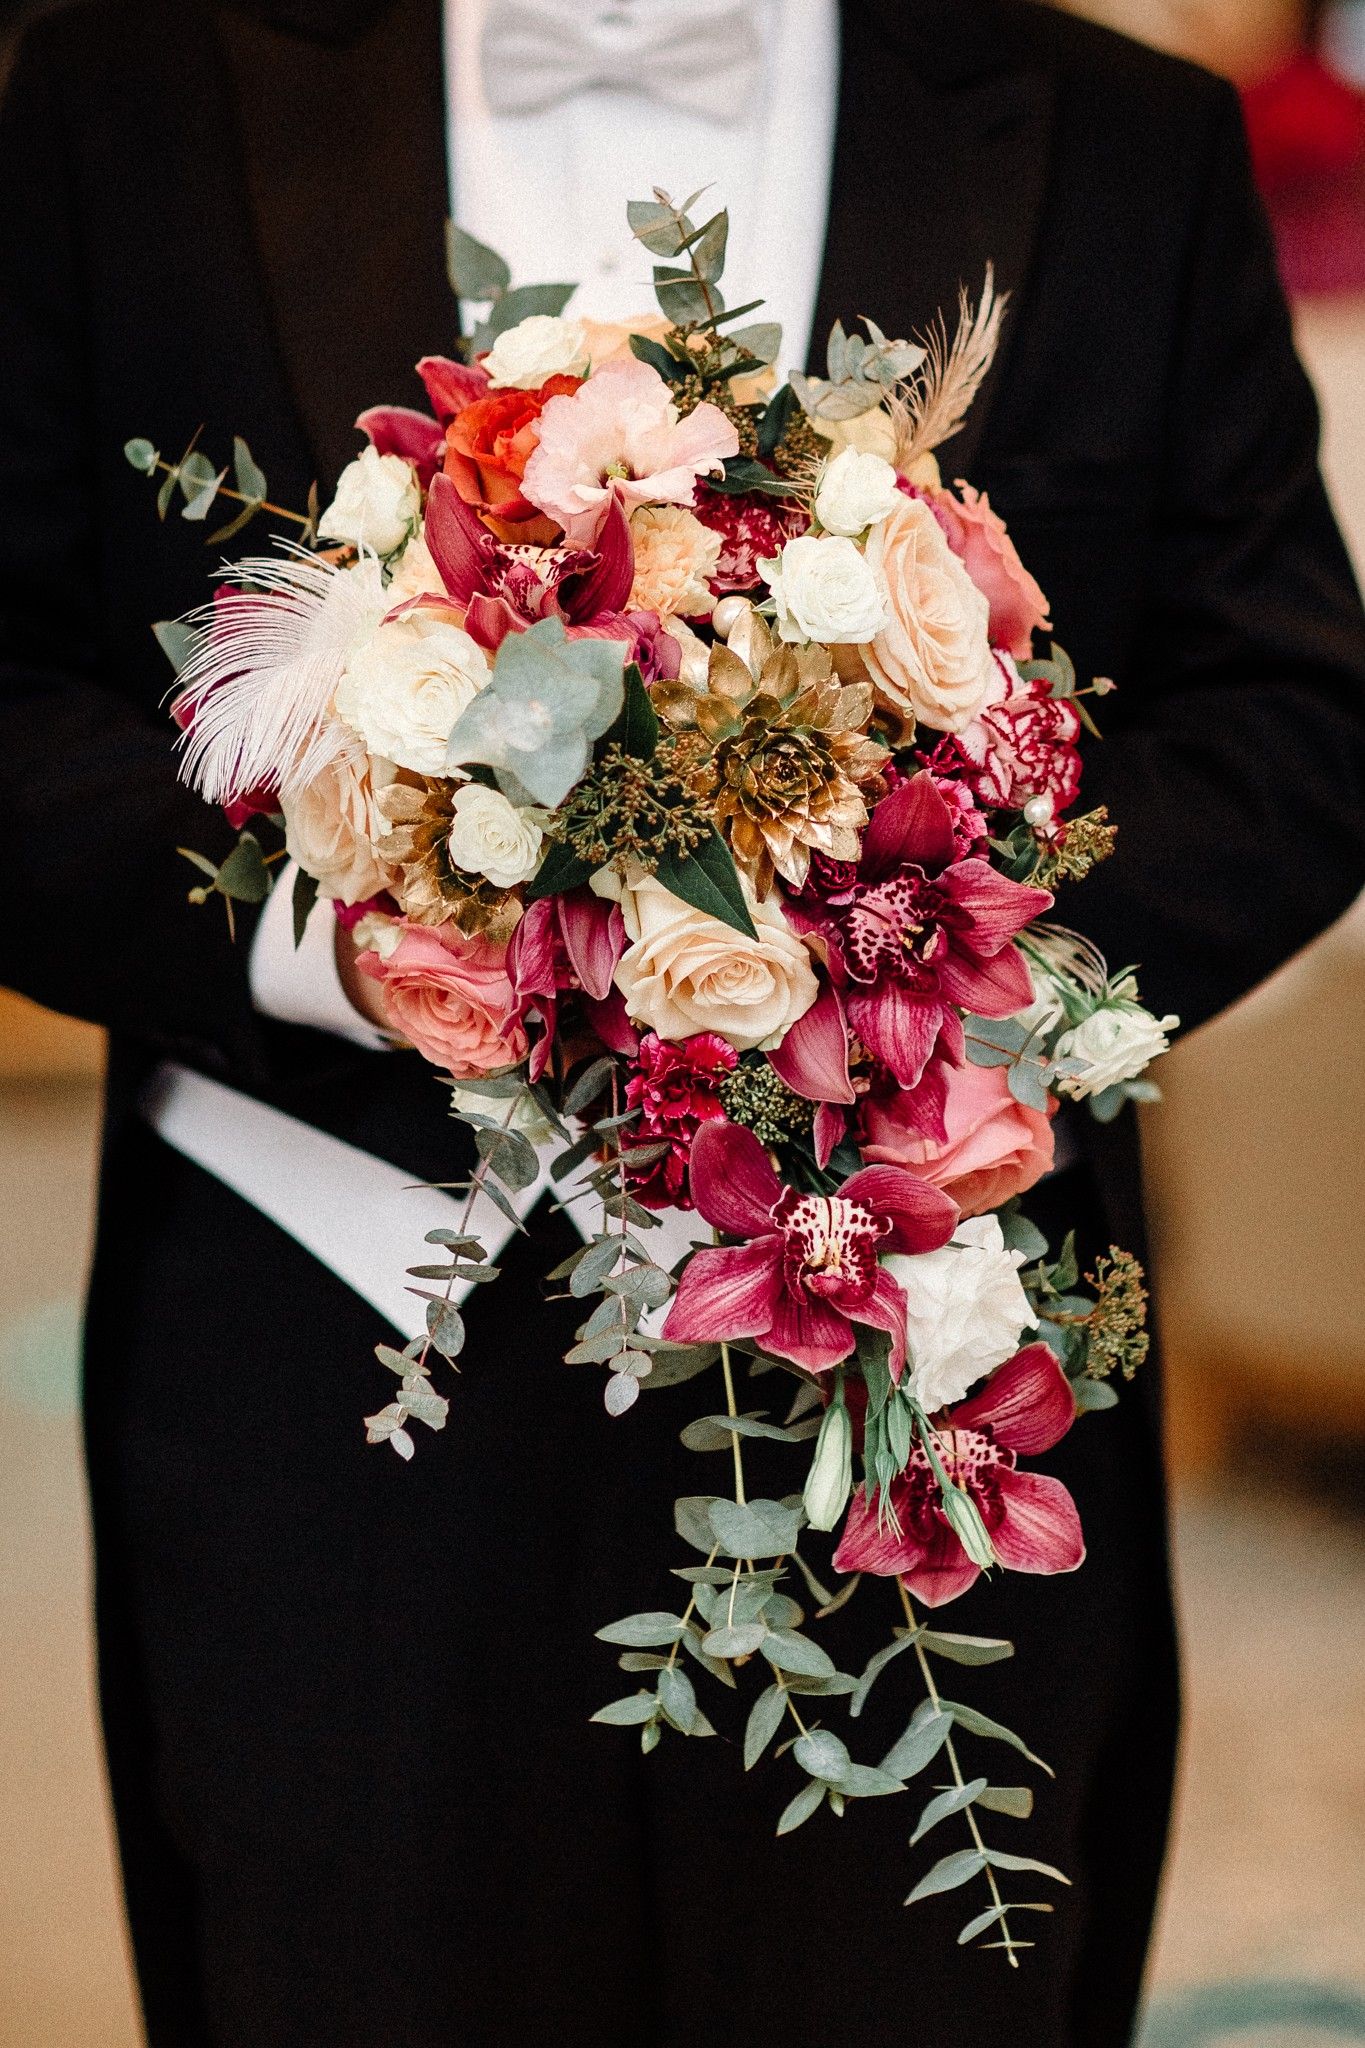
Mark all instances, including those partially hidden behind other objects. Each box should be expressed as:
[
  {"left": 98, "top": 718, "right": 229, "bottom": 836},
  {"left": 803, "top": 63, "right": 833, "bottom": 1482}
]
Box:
[{"left": 128, "top": 192, "right": 1177, "bottom": 1958}]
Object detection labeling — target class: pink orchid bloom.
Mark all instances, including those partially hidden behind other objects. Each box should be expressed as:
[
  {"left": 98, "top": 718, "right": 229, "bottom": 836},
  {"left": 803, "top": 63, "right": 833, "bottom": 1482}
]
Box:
[
  {"left": 522, "top": 356, "right": 739, "bottom": 545},
  {"left": 508, "top": 888, "right": 626, "bottom": 1079},
  {"left": 832, "top": 1342, "right": 1085, "bottom": 1608},
  {"left": 662, "top": 1119, "right": 957, "bottom": 1377},
  {"left": 788, "top": 771, "right": 1052, "bottom": 1090},
  {"left": 356, "top": 357, "right": 490, "bottom": 487}
]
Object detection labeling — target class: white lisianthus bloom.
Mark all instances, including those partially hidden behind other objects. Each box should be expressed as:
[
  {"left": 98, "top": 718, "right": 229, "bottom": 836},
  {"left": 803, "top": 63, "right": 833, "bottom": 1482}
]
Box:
[
  {"left": 336, "top": 614, "right": 489, "bottom": 776},
  {"left": 482, "top": 313, "right": 589, "bottom": 390},
  {"left": 351, "top": 909, "right": 403, "bottom": 960},
  {"left": 449, "top": 1081, "right": 558, "bottom": 1146},
  {"left": 386, "top": 530, "right": 447, "bottom": 604},
  {"left": 1055, "top": 987, "right": 1179, "bottom": 1099},
  {"left": 446, "top": 783, "right": 545, "bottom": 890},
  {"left": 887, "top": 1215, "right": 1036, "bottom": 1414},
  {"left": 761, "top": 533, "right": 889, "bottom": 645},
  {"left": 318, "top": 446, "right": 421, "bottom": 558},
  {"left": 813, "top": 445, "right": 903, "bottom": 537}
]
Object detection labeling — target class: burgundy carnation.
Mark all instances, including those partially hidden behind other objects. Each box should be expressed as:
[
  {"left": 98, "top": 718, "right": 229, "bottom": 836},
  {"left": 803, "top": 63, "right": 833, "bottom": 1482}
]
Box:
[
  {"left": 623, "top": 1032, "right": 738, "bottom": 1207},
  {"left": 692, "top": 482, "right": 808, "bottom": 596}
]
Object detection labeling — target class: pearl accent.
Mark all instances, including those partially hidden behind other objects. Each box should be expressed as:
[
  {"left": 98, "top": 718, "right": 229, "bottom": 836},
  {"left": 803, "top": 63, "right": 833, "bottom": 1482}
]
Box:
[
  {"left": 1023, "top": 794, "right": 1055, "bottom": 827},
  {"left": 712, "top": 594, "right": 752, "bottom": 638}
]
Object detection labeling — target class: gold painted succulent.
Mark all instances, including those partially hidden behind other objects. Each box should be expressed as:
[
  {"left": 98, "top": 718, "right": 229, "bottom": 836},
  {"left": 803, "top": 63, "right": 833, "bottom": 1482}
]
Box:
[
  {"left": 655, "top": 615, "right": 888, "bottom": 897},
  {"left": 374, "top": 777, "right": 520, "bottom": 942}
]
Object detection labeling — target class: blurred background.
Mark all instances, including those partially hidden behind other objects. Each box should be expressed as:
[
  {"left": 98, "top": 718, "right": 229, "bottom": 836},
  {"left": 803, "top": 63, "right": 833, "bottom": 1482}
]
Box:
[{"left": 2, "top": 2, "right": 1364, "bottom": 2044}]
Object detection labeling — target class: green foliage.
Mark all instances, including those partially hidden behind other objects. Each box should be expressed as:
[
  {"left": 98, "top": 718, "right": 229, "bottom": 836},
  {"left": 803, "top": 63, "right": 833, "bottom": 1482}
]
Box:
[{"left": 653, "top": 831, "right": 757, "bottom": 939}]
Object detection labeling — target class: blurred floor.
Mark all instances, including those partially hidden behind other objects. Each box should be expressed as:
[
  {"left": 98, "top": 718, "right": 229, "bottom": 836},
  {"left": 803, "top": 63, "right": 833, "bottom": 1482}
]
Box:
[{"left": 2, "top": 1081, "right": 1364, "bottom": 2047}]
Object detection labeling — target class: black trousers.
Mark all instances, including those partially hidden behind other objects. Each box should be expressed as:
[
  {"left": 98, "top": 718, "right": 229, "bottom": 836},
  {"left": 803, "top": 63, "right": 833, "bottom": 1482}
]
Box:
[{"left": 83, "top": 1120, "right": 1179, "bottom": 2048}]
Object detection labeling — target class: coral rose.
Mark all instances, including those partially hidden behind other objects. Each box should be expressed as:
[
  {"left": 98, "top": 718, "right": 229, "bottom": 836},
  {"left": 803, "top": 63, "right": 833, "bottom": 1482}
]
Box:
[
  {"left": 937, "top": 484, "right": 1052, "bottom": 660},
  {"left": 358, "top": 923, "right": 529, "bottom": 1078},
  {"left": 859, "top": 1057, "right": 1055, "bottom": 1218},
  {"left": 442, "top": 374, "right": 581, "bottom": 542},
  {"left": 860, "top": 494, "right": 997, "bottom": 737}
]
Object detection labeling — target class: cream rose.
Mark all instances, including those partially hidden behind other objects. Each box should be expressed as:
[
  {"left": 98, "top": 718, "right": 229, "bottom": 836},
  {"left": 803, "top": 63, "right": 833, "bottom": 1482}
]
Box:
[
  {"left": 597, "top": 871, "right": 819, "bottom": 1051},
  {"left": 813, "top": 406, "right": 900, "bottom": 463},
  {"left": 282, "top": 741, "right": 395, "bottom": 906},
  {"left": 1056, "top": 985, "right": 1179, "bottom": 1100},
  {"left": 814, "top": 446, "right": 902, "bottom": 537},
  {"left": 627, "top": 505, "right": 721, "bottom": 620},
  {"left": 762, "top": 533, "right": 889, "bottom": 645},
  {"left": 386, "top": 530, "right": 447, "bottom": 604},
  {"left": 861, "top": 494, "right": 997, "bottom": 736},
  {"left": 318, "top": 446, "right": 421, "bottom": 558},
  {"left": 336, "top": 614, "right": 489, "bottom": 777},
  {"left": 446, "top": 783, "right": 545, "bottom": 890},
  {"left": 482, "top": 313, "right": 589, "bottom": 390}
]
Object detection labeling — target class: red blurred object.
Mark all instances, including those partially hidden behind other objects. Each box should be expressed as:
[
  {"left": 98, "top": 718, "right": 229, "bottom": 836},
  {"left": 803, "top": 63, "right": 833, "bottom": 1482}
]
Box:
[{"left": 1241, "top": 51, "right": 1365, "bottom": 295}]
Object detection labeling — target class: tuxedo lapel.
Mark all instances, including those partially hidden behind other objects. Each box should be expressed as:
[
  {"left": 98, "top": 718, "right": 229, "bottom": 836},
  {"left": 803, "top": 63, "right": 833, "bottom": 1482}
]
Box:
[
  {"left": 810, "top": 0, "right": 1057, "bottom": 476},
  {"left": 215, "top": 0, "right": 451, "bottom": 491}
]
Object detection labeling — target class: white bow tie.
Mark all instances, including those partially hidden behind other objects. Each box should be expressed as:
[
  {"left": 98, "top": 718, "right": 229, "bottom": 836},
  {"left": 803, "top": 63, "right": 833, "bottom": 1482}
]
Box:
[{"left": 480, "top": 0, "right": 765, "bottom": 123}]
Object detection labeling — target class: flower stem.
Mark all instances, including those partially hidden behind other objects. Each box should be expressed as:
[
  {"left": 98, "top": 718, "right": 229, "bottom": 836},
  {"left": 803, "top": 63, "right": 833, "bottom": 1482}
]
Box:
[
  {"left": 150, "top": 457, "right": 311, "bottom": 528},
  {"left": 719, "top": 1339, "right": 747, "bottom": 1507},
  {"left": 897, "top": 1576, "right": 1022, "bottom": 1967}
]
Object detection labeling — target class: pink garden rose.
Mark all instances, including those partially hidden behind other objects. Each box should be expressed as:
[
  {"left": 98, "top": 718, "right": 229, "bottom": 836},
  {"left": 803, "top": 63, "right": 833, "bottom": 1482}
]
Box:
[
  {"left": 359, "top": 923, "right": 528, "bottom": 1078},
  {"left": 523, "top": 357, "right": 739, "bottom": 545},
  {"left": 662, "top": 1118, "right": 957, "bottom": 1377},
  {"left": 859, "top": 1057, "right": 1055, "bottom": 1218},
  {"left": 937, "top": 484, "right": 1052, "bottom": 660},
  {"left": 833, "top": 1341, "right": 1084, "bottom": 1607}
]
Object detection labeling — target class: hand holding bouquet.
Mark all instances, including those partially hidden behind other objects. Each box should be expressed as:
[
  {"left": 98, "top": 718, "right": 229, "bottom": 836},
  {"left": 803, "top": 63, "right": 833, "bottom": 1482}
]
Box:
[{"left": 129, "top": 190, "right": 1176, "bottom": 1957}]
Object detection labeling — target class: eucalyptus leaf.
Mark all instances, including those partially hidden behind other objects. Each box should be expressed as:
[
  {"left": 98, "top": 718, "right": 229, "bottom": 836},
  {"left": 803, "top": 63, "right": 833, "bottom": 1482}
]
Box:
[
  {"left": 744, "top": 1684, "right": 787, "bottom": 1771},
  {"left": 708, "top": 1497, "right": 801, "bottom": 1560},
  {"left": 792, "top": 1729, "right": 850, "bottom": 1785},
  {"left": 124, "top": 436, "right": 159, "bottom": 473},
  {"left": 976, "top": 1786, "right": 1034, "bottom": 1820},
  {"left": 425, "top": 1299, "right": 465, "bottom": 1360},
  {"left": 590, "top": 1692, "right": 659, "bottom": 1728},
  {"left": 761, "top": 1631, "right": 834, "bottom": 1681},
  {"left": 910, "top": 1777, "right": 988, "bottom": 1846},
  {"left": 984, "top": 1852, "right": 1071, "bottom": 1884},
  {"left": 153, "top": 618, "right": 199, "bottom": 676},
  {"left": 776, "top": 1778, "right": 826, "bottom": 1836},
  {"left": 918, "top": 1631, "right": 1014, "bottom": 1668},
  {"left": 839, "top": 1763, "right": 906, "bottom": 1798},
  {"left": 656, "top": 1665, "right": 697, "bottom": 1732},
  {"left": 904, "top": 1848, "right": 987, "bottom": 1905},
  {"left": 446, "top": 222, "right": 512, "bottom": 301},
  {"left": 701, "top": 1622, "right": 766, "bottom": 1660},
  {"left": 851, "top": 1630, "right": 920, "bottom": 1718},
  {"left": 595, "top": 1612, "right": 685, "bottom": 1648},
  {"left": 881, "top": 1701, "right": 953, "bottom": 1780},
  {"left": 674, "top": 1494, "right": 725, "bottom": 1554},
  {"left": 941, "top": 1701, "right": 1053, "bottom": 1775},
  {"left": 604, "top": 1372, "right": 640, "bottom": 1416}
]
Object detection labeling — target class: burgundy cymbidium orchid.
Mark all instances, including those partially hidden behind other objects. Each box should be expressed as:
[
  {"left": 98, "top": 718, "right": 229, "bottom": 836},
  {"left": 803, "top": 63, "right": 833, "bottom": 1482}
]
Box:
[
  {"left": 832, "top": 1341, "right": 1085, "bottom": 1607},
  {"left": 396, "top": 473, "right": 679, "bottom": 679},
  {"left": 787, "top": 770, "right": 1053, "bottom": 1090},
  {"left": 661, "top": 1118, "right": 958, "bottom": 1377}
]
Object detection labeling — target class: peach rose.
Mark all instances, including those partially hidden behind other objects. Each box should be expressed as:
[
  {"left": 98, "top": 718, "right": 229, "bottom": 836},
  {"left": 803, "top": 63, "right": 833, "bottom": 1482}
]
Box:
[
  {"left": 860, "top": 494, "right": 997, "bottom": 737},
  {"left": 859, "top": 1059, "right": 1054, "bottom": 1218},
  {"left": 937, "top": 484, "right": 1052, "bottom": 661},
  {"left": 359, "top": 923, "right": 528, "bottom": 1078},
  {"left": 282, "top": 740, "right": 395, "bottom": 907},
  {"left": 596, "top": 871, "right": 819, "bottom": 1052}
]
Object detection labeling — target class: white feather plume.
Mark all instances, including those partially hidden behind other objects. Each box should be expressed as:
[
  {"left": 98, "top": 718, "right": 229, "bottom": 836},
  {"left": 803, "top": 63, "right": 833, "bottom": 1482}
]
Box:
[
  {"left": 173, "top": 548, "right": 389, "bottom": 806},
  {"left": 893, "top": 266, "right": 1006, "bottom": 474}
]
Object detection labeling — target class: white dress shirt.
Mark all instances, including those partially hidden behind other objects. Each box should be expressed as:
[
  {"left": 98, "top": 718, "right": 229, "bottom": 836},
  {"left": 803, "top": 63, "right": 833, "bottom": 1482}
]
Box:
[{"left": 142, "top": 0, "right": 840, "bottom": 1337}]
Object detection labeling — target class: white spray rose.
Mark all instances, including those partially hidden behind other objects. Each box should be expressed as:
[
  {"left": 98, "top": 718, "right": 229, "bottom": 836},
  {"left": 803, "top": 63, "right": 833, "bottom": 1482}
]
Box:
[
  {"left": 887, "top": 1215, "right": 1036, "bottom": 1414},
  {"left": 282, "top": 741, "right": 395, "bottom": 906},
  {"left": 318, "top": 446, "right": 421, "bottom": 558},
  {"left": 446, "top": 783, "right": 545, "bottom": 890},
  {"left": 761, "top": 533, "right": 889, "bottom": 645},
  {"left": 482, "top": 314, "right": 589, "bottom": 390},
  {"left": 449, "top": 1081, "right": 558, "bottom": 1146},
  {"left": 336, "top": 614, "right": 489, "bottom": 777},
  {"left": 1056, "top": 986, "right": 1179, "bottom": 1099},
  {"left": 814, "top": 445, "right": 903, "bottom": 537}
]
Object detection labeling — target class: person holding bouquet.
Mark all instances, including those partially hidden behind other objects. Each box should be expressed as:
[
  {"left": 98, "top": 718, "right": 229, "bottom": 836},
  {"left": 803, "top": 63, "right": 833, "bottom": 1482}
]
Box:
[{"left": 2, "top": 3, "right": 1364, "bottom": 2046}]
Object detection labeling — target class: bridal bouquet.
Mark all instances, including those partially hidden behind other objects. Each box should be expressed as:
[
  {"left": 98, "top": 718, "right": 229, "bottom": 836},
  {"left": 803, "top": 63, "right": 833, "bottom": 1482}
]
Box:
[{"left": 128, "top": 192, "right": 1176, "bottom": 1959}]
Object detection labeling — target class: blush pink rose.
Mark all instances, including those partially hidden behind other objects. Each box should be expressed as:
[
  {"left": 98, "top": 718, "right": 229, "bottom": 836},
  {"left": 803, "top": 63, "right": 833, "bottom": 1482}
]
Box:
[
  {"left": 858, "top": 1057, "right": 1054, "bottom": 1218},
  {"left": 359, "top": 923, "right": 529, "bottom": 1078},
  {"left": 937, "top": 484, "right": 1052, "bottom": 661}
]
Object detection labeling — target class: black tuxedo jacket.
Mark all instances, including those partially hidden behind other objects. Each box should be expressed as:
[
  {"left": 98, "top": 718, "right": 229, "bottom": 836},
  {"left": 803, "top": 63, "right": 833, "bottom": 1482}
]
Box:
[{"left": 2, "top": 0, "right": 1364, "bottom": 1234}]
